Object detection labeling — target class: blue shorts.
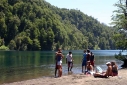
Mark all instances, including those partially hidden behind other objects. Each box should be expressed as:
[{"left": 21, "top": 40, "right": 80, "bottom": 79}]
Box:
[{"left": 82, "top": 60, "right": 87, "bottom": 66}]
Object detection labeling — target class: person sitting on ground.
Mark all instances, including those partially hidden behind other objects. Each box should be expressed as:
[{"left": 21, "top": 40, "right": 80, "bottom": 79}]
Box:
[
  {"left": 66, "top": 51, "right": 74, "bottom": 72},
  {"left": 85, "top": 61, "right": 93, "bottom": 75},
  {"left": 93, "top": 62, "right": 112, "bottom": 78},
  {"left": 111, "top": 61, "right": 118, "bottom": 76}
]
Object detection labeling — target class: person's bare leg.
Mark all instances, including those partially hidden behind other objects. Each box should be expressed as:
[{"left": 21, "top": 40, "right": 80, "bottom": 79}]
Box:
[
  {"left": 70, "top": 63, "right": 73, "bottom": 71},
  {"left": 68, "top": 67, "right": 69, "bottom": 72},
  {"left": 55, "top": 62, "right": 57, "bottom": 77},
  {"left": 93, "top": 62, "right": 95, "bottom": 71},
  {"left": 59, "top": 66, "right": 62, "bottom": 77},
  {"left": 70, "top": 67, "right": 72, "bottom": 71},
  {"left": 93, "top": 73, "right": 101, "bottom": 77},
  {"left": 58, "top": 69, "right": 60, "bottom": 77},
  {"left": 60, "top": 68, "right": 62, "bottom": 77},
  {"left": 85, "top": 65, "right": 87, "bottom": 71},
  {"left": 82, "top": 66, "right": 84, "bottom": 73},
  {"left": 57, "top": 65, "right": 60, "bottom": 77},
  {"left": 61, "top": 65, "right": 62, "bottom": 76},
  {"left": 55, "top": 68, "right": 57, "bottom": 77}
]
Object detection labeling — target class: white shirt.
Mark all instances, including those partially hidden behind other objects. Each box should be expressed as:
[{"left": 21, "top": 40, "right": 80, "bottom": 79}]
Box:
[{"left": 66, "top": 54, "right": 72, "bottom": 62}]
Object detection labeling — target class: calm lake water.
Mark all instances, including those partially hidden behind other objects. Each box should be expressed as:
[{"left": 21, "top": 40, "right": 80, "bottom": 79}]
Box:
[{"left": 0, "top": 50, "right": 125, "bottom": 84}]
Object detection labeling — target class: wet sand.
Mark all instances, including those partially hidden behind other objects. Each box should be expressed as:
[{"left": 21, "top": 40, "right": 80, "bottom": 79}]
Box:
[{"left": 2, "top": 69, "right": 127, "bottom": 85}]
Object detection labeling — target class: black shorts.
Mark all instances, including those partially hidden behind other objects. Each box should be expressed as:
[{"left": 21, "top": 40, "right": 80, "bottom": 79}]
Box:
[{"left": 68, "top": 62, "right": 73, "bottom": 67}]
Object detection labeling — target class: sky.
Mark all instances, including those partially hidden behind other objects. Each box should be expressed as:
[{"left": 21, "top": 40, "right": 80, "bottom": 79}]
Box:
[{"left": 45, "top": 0, "right": 118, "bottom": 26}]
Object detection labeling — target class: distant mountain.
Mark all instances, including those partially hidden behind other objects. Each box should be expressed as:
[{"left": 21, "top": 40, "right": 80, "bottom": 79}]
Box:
[{"left": 0, "top": 0, "right": 115, "bottom": 51}]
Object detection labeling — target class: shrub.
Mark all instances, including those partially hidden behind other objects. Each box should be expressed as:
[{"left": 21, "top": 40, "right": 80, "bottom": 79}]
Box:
[{"left": 0, "top": 45, "right": 9, "bottom": 50}]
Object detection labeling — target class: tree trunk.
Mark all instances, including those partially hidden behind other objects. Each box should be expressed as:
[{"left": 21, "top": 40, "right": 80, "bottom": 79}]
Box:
[{"left": 121, "top": 59, "right": 127, "bottom": 68}]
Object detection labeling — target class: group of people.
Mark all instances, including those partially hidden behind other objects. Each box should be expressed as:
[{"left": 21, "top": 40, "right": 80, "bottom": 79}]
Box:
[
  {"left": 94, "top": 61, "right": 118, "bottom": 78},
  {"left": 82, "top": 49, "right": 95, "bottom": 74},
  {"left": 54, "top": 48, "right": 118, "bottom": 78},
  {"left": 81, "top": 49, "right": 118, "bottom": 78},
  {"left": 55, "top": 48, "right": 73, "bottom": 77}
]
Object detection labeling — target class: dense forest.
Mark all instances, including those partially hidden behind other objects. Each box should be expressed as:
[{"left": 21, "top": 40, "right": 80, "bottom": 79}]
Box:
[{"left": 0, "top": 0, "right": 116, "bottom": 51}]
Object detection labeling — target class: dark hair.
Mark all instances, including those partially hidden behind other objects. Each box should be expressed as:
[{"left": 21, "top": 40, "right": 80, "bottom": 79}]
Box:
[
  {"left": 58, "top": 48, "right": 61, "bottom": 51},
  {"left": 84, "top": 49, "right": 86, "bottom": 52},
  {"left": 87, "top": 49, "right": 90, "bottom": 53},
  {"left": 69, "top": 51, "right": 72, "bottom": 54}
]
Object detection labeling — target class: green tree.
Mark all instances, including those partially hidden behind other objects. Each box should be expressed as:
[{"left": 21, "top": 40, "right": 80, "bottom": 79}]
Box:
[
  {"left": 32, "top": 39, "right": 41, "bottom": 51},
  {"left": 47, "top": 27, "right": 54, "bottom": 50},
  {"left": 40, "top": 28, "right": 47, "bottom": 50},
  {"left": 112, "top": 0, "right": 127, "bottom": 68},
  {"left": 0, "top": 12, "right": 7, "bottom": 38},
  {"left": 111, "top": 0, "right": 127, "bottom": 49},
  {"left": 8, "top": 40, "right": 16, "bottom": 50},
  {"left": 0, "top": 0, "right": 115, "bottom": 50}
]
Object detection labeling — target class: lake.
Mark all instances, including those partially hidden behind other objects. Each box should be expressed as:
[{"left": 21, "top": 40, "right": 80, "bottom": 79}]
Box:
[{"left": 0, "top": 50, "right": 124, "bottom": 84}]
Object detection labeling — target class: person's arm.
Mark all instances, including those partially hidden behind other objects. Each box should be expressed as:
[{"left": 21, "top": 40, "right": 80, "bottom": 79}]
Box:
[
  {"left": 55, "top": 52, "right": 58, "bottom": 60},
  {"left": 93, "top": 55, "right": 95, "bottom": 62},
  {"left": 106, "top": 67, "right": 110, "bottom": 77},
  {"left": 69, "top": 54, "right": 73, "bottom": 60},
  {"left": 116, "top": 65, "right": 118, "bottom": 70},
  {"left": 61, "top": 53, "right": 64, "bottom": 58},
  {"left": 72, "top": 57, "right": 74, "bottom": 62},
  {"left": 81, "top": 54, "right": 84, "bottom": 62},
  {"left": 55, "top": 52, "right": 58, "bottom": 55},
  {"left": 90, "top": 65, "right": 93, "bottom": 71},
  {"left": 66, "top": 54, "right": 67, "bottom": 63}
]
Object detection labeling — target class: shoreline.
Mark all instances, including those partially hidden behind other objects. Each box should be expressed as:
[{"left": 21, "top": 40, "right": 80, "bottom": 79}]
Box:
[{"left": 2, "top": 68, "right": 127, "bottom": 85}]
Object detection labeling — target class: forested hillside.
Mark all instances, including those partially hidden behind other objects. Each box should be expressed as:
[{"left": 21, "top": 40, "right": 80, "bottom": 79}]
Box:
[{"left": 0, "top": 0, "right": 115, "bottom": 51}]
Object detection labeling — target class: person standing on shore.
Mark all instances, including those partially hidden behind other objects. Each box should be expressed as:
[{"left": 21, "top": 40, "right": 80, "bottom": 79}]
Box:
[
  {"left": 82, "top": 50, "right": 87, "bottom": 73},
  {"left": 90, "top": 52, "right": 95, "bottom": 70},
  {"left": 66, "top": 51, "right": 73, "bottom": 72},
  {"left": 55, "top": 48, "right": 63, "bottom": 77},
  {"left": 55, "top": 49, "right": 60, "bottom": 77},
  {"left": 55, "top": 48, "right": 64, "bottom": 77},
  {"left": 86, "top": 49, "right": 91, "bottom": 62}
]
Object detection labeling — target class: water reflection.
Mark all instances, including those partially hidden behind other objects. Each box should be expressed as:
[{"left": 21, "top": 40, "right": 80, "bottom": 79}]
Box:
[{"left": 0, "top": 50, "right": 123, "bottom": 84}]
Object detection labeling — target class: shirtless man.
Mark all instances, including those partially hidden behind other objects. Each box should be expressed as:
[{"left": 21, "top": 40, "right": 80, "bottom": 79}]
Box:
[
  {"left": 87, "top": 61, "right": 93, "bottom": 71},
  {"left": 85, "top": 61, "right": 93, "bottom": 75},
  {"left": 94, "top": 62, "right": 112, "bottom": 78}
]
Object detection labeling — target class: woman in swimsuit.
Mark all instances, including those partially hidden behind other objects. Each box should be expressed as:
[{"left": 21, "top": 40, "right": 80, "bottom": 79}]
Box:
[
  {"left": 111, "top": 61, "right": 118, "bottom": 76},
  {"left": 56, "top": 51, "right": 64, "bottom": 77}
]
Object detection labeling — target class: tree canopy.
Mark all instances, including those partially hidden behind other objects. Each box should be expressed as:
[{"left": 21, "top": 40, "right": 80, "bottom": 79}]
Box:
[
  {"left": 0, "top": 0, "right": 115, "bottom": 51},
  {"left": 111, "top": 0, "right": 127, "bottom": 50},
  {"left": 112, "top": 0, "right": 127, "bottom": 68}
]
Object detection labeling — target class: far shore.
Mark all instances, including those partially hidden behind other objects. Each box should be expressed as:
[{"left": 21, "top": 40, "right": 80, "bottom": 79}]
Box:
[{"left": 2, "top": 68, "right": 127, "bottom": 85}]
